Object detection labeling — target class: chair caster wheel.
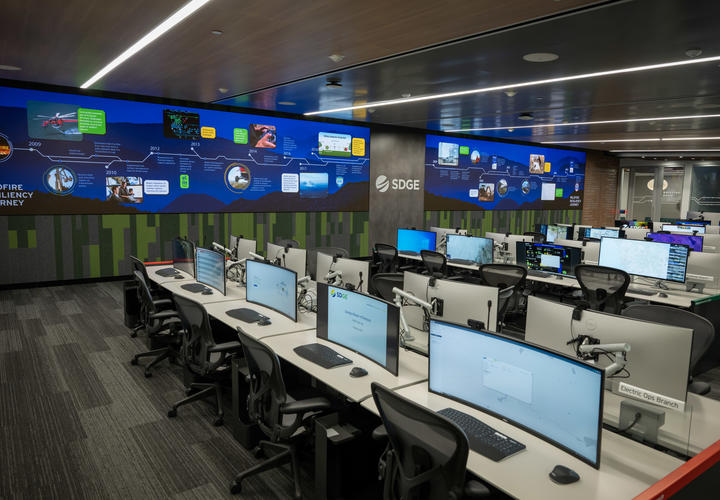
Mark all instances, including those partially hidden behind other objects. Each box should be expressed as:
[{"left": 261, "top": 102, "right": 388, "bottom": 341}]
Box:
[
  {"left": 251, "top": 446, "right": 264, "bottom": 459},
  {"left": 144, "top": 371, "right": 152, "bottom": 378},
  {"left": 130, "top": 358, "right": 138, "bottom": 365},
  {"left": 130, "top": 332, "right": 138, "bottom": 338},
  {"left": 167, "top": 409, "right": 177, "bottom": 418},
  {"left": 230, "top": 482, "right": 242, "bottom": 494},
  {"left": 213, "top": 417, "right": 224, "bottom": 427}
]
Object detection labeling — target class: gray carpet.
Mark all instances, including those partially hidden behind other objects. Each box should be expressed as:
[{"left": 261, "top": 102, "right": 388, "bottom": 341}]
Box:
[{"left": 0, "top": 281, "right": 307, "bottom": 499}]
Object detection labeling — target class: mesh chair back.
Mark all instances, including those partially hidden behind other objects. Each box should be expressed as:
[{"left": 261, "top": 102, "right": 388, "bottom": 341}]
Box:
[
  {"left": 275, "top": 238, "right": 300, "bottom": 249},
  {"left": 623, "top": 304, "right": 715, "bottom": 375},
  {"left": 374, "top": 243, "right": 399, "bottom": 273},
  {"left": 133, "top": 270, "right": 162, "bottom": 329},
  {"left": 523, "top": 231, "right": 546, "bottom": 243},
  {"left": 130, "top": 255, "right": 151, "bottom": 283},
  {"left": 308, "top": 247, "right": 349, "bottom": 279},
  {"left": 372, "top": 273, "right": 404, "bottom": 302},
  {"left": 371, "top": 383, "right": 469, "bottom": 500},
  {"left": 236, "top": 328, "right": 290, "bottom": 440},
  {"left": 479, "top": 264, "right": 527, "bottom": 325},
  {"left": 421, "top": 250, "right": 447, "bottom": 278},
  {"left": 172, "top": 295, "right": 216, "bottom": 375},
  {"left": 574, "top": 265, "right": 630, "bottom": 314}
]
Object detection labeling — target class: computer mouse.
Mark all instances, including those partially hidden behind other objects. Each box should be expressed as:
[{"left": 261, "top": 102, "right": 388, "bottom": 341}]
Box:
[
  {"left": 257, "top": 318, "right": 272, "bottom": 326},
  {"left": 658, "top": 292, "right": 668, "bottom": 298},
  {"left": 549, "top": 465, "right": 580, "bottom": 484},
  {"left": 201, "top": 289, "right": 213, "bottom": 295},
  {"left": 174, "top": 275, "right": 184, "bottom": 279},
  {"left": 349, "top": 367, "right": 368, "bottom": 378}
]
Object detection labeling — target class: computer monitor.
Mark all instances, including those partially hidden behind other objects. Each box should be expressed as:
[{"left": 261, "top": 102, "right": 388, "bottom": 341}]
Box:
[
  {"left": 172, "top": 238, "right": 195, "bottom": 277},
  {"left": 316, "top": 252, "right": 369, "bottom": 293},
  {"left": 675, "top": 219, "right": 710, "bottom": 226},
  {"left": 535, "top": 224, "right": 548, "bottom": 236},
  {"left": 266, "top": 242, "right": 307, "bottom": 278},
  {"left": 230, "top": 235, "right": 257, "bottom": 260},
  {"left": 430, "top": 226, "right": 468, "bottom": 251},
  {"left": 429, "top": 319, "right": 604, "bottom": 468},
  {"left": 397, "top": 229, "right": 437, "bottom": 254},
  {"left": 662, "top": 224, "right": 706, "bottom": 234},
  {"left": 445, "top": 234, "right": 493, "bottom": 265},
  {"left": 586, "top": 227, "right": 620, "bottom": 240},
  {"left": 525, "top": 296, "right": 692, "bottom": 407},
  {"left": 545, "top": 225, "right": 571, "bottom": 243},
  {"left": 516, "top": 242, "right": 582, "bottom": 277},
  {"left": 195, "top": 248, "right": 226, "bottom": 295},
  {"left": 647, "top": 232, "right": 703, "bottom": 252},
  {"left": 245, "top": 259, "right": 297, "bottom": 321},
  {"left": 316, "top": 282, "right": 399, "bottom": 375},
  {"left": 598, "top": 237, "right": 690, "bottom": 283}
]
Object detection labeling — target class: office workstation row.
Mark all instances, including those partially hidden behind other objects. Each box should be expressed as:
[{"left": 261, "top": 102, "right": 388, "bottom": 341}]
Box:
[{"left": 126, "top": 231, "right": 720, "bottom": 499}]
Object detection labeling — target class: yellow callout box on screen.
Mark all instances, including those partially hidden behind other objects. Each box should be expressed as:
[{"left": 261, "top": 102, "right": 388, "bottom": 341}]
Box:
[
  {"left": 544, "top": 162, "right": 551, "bottom": 172},
  {"left": 351, "top": 137, "right": 365, "bottom": 156},
  {"left": 201, "top": 127, "right": 216, "bottom": 139}
]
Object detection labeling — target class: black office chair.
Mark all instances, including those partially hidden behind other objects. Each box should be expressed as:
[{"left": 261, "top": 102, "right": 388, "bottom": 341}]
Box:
[
  {"left": 308, "top": 246, "right": 349, "bottom": 279},
  {"left": 523, "top": 231, "right": 546, "bottom": 243},
  {"left": 371, "top": 383, "right": 489, "bottom": 499},
  {"left": 574, "top": 265, "right": 630, "bottom": 315},
  {"left": 167, "top": 295, "right": 242, "bottom": 426},
  {"left": 421, "top": 250, "right": 448, "bottom": 278},
  {"left": 372, "top": 273, "right": 404, "bottom": 302},
  {"left": 231, "top": 329, "right": 331, "bottom": 498},
  {"left": 479, "top": 264, "right": 527, "bottom": 332},
  {"left": 129, "top": 255, "right": 172, "bottom": 337},
  {"left": 275, "top": 238, "right": 300, "bottom": 249},
  {"left": 374, "top": 243, "right": 399, "bottom": 273},
  {"left": 130, "top": 271, "right": 183, "bottom": 377},
  {"left": 622, "top": 304, "right": 715, "bottom": 395}
]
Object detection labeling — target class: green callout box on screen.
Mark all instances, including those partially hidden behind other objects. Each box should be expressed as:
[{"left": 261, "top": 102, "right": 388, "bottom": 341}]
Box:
[
  {"left": 555, "top": 188, "right": 564, "bottom": 198},
  {"left": 459, "top": 146, "right": 470, "bottom": 155},
  {"left": 78, "top": 108, "right": 106, "bottom": 134},
  {"left": 180, "top": 174, "right": 189, "bottom": 189},
  {"left": 233, "top": 128, "right": 248, "bottom": 144}
]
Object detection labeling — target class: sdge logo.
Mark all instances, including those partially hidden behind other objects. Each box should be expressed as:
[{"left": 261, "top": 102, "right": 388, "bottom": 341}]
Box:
[
  {"left": 375, "top": 175, "right": 420, "bottom": 192},
  {"left": 330, "top": 288, "right": 348, "bottom": 299}
]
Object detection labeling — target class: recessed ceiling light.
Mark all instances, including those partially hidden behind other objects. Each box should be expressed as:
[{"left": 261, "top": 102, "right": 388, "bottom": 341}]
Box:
[
  {"left": 305, "top": 53, "right": 720, "bottom": 116},
  {"left": 211, "top": 29, "right": 223, "bottom": 35},
  {"left": 686, "top": 48, "right": 703, "bottom": 58},
  {"left": 523, "top": 52, "right": 559, "bottom": 63},
  {"left": 278, "top": 101, "right": 296, "bottom": 106},
  {"left": 0, "top": 64, "right": 21, "bottom": 71},
  {"left": 218, "top": 87, "right": 228, "bottom": 93},
  {"left": 504, "top": 90, "right": 517, "bottom": 97},
  {"left": 81, "top": 0, "right": 213, "bottom": 88},
  {"left": 518, "top": 112, "right": 534, "bottom": 121},
  {"left": 446, "top": 112, "right": 720, "bottom": 132},
  {"left": 664, "top": 136, "right": 720, "bottom": 141},
  {"left": 328, "top": 54, "right": 345, "bottom": 63}
]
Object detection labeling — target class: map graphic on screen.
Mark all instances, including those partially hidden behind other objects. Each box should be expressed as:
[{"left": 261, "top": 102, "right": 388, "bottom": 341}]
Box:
[
  {"left": 0, "top": 84, "right": 370, "bottom": 214},
  {"left": 425, "top": 134, "right": 586, "bottom": 210}
]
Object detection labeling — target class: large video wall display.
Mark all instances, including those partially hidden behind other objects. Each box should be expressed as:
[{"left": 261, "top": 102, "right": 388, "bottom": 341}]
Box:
[
  {"left": 425, "top": 134, "right": 586, "bottom": 211},
  {"left": 0, "top": 85, "right": 370, "bottom": 214}
]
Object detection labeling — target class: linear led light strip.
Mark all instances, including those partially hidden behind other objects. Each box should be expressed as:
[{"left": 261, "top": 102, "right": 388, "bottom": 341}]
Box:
[
  {"left": 543, "top": 137, "right": 720, "bottom": 144},
  {"left": 447, "top": 114, "right": 720, "bottom": 133},
  {"left": 81, "top": 0, "right": 213, "bottom": 89},
  {"left": 304, "top": 54, "right": 720, "bottom": 116}
]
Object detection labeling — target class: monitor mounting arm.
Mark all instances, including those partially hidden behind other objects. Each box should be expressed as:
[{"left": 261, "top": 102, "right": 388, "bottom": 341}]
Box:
[
  {"left": 570, "top": 335, "right": 631, "bottom": 378},
  {"left": 392, "top": 287, "right": 433, "bottom": 347}
]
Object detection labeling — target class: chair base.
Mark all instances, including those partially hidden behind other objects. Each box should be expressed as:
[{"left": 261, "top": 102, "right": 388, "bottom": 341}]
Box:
[
  {"left": 230, "top": 440, "right": 302, "bottom": 499},
  {"left": 168, "top": 382, "right": 224, "bottom": 426},
  {"left": 131, "top": 348, "right": 171, "bottom": 377}
]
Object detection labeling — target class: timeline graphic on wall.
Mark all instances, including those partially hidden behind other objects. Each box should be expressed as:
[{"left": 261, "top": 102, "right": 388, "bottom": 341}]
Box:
[
  {"left": 0, "top": 85, "right": 370, "bottom": 214},
  {"left": 424, "top": 134, "right": 586, "bottom": 211}
]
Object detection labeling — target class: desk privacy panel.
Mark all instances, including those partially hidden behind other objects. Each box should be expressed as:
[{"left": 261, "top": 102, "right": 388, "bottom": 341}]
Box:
[{"left": 0, "top": 212, "right": 369, "bottom": 285}]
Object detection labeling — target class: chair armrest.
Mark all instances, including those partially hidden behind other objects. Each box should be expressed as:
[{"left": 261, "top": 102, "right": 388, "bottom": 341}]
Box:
[
  {"left": 209, "top": 341, "right": 242, "bottom": 353},
  {"left": 498, "top": 286, "right": 515, "bottom": 300},
  {"left": 149, "top": 310, "right": 180, "bottom": 321},
  {"left": 372, "top": 425, "right": 387, "bottom": 441},
  {"left": 464, "top": 480, "right": 490, "bottom": 498},
  {"left": 152, "top": 298, "right": 174, "bottom": 308},
  {"left": 280, "top": 397, "right": 331, "bottom": 414}
]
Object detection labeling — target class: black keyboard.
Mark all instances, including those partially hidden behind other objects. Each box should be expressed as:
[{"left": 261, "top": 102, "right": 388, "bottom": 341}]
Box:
[
  {"left": 293, "top": 343, "right": 353, "bottom": 369},
  {"left": 438, "top": 408, "right": 525, "bottom": 462},
  {"left": 181, "top": 283, "right": 209, "bottom": 293},
  {"left": 399, "top": 251, "right": 419, "bottom": 256},
  {"left": 448, "top": 258, "right": 476, "bottom": 266},
  {"left": 526, "top": 269, "right": 549, "bottom": 277},
  {"left": 156, "top": 268, "right": 179, "bottom": 277},
  {"left": 627, "top": 286, "right": 656, "bottom": 296}
]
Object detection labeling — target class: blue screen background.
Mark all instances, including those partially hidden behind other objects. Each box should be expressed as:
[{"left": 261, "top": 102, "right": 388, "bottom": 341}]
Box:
[
  {"left": 0, "top": 86, "right": 370, "bottom": 214},
  {"left": 425, "top": 134, "right": 586, "bottom": 211},
  {"left": 397, "top": 229, "right": 436, "bottom": 253}
]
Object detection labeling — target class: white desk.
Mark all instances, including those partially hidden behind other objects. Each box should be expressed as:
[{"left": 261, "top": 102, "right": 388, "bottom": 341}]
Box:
[
  {"left": 146, "top": 264, "right": 192, "bottom": 284},
  {"left": 524, "top": 272, "right": 718, "bottom": 308},
  {"left": 263, "top": 330, "right": 428, "bottom": 403},
  {"left": 362, "top": 384, "right": 684, "bottom": 500},
  {"left": 205, "top": 300, "right": 316, "bottom": 340},
  {"left": 160, "top": 279, "right": 246, "bottom": 304}
]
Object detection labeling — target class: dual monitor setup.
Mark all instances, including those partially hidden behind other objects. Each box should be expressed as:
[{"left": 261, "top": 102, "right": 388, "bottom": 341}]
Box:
[{"left": 396, "top": 228, "right": 494, "bottom": 266}]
